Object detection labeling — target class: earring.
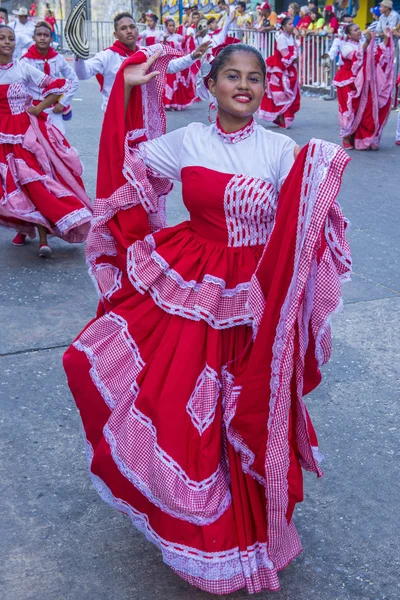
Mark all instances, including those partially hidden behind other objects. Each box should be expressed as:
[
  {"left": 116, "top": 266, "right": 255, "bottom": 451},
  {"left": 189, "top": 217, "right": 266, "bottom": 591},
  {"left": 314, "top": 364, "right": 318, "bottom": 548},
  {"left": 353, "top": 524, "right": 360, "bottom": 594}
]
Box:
[{"left": 208, "top": 100, "right": 218, "bottom": 124}]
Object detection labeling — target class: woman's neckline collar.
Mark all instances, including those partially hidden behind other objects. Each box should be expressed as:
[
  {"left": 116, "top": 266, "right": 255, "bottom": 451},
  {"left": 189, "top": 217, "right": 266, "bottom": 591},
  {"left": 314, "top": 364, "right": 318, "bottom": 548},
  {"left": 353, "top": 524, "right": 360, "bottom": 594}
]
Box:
[
  {"left": 0, "top": 62, "right": 13, "bottom": 70},
  {"left": 215, "top": 117, "right": 256, "bottom": 144}
]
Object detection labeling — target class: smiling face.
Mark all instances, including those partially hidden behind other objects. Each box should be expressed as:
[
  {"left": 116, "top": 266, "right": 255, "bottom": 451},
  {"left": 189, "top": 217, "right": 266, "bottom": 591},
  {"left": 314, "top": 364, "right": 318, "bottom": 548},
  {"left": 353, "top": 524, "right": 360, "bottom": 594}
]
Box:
[
  {"left": 114, "top": 16, "right": 138, "bottom": 48},
  {"left": 0, "top": 27, "right": 15, "bottom": 58},
  {"left": 208, "top": 51, "right": 265, "bottom": 121},
  {"left": 33, "top": 25, "right": 52, "bottom": 52}
]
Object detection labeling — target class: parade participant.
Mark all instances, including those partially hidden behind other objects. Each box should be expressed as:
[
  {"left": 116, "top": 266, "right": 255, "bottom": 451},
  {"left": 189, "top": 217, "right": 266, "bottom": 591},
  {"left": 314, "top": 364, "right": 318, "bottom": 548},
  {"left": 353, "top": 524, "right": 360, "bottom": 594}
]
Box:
[
  {"left": 205, "top": 13, "right": 237, "bottom": 47},
  {"left": 162, "top": 18, "right": 197, "bottom": 111},
  {"left": 21, "top": 21, "right": 79, "bottom": 134},
  {"left": 9, "top": 7, "right": 35, "bottom": 58},
  {"left": 0, "top": 25, "right": 92, "bottom": 256},
  {"left": 64, "top": 42, "right": 352, "bottom": 595},
  {"left": 141, "top": 12, "right": 162, "bottom": 46},
  {"left": 1, "top": 7, "right": 33, "bottom": 59},
  {"left": 333, "top": 25, "right": 394, "bottom": 150},
  {"left": 75, "top": 13, "right": 209, "bottom": 113},
  {"left": 259, "top": 16, "right": 300, "bottom": 128}
]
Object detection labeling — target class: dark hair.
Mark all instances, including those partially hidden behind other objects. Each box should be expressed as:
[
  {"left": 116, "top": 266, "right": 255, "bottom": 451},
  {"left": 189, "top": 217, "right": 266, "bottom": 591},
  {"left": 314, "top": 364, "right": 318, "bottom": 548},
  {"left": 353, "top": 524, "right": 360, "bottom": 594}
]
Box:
[
  {"left": 310, "top": 7, "right": 321, "bottom": 18},
  {"left": 324, "top": 9, "right": 333, "bottom": 22},
  {"left": 114, "top": 12, "right": 135, "bottom": 31},
  {"left": 34, "top": 20, "right": 52, "bottom": 33},
  {"left": 344, "top": 22, "right": 357, "bottom": 35},
  {"left": 165, "top": 18, "right": 175, "bottom": 26},
  {"left": 209, "top": 43, "right": 266, "bottom": 82},
  {"left": 0, "top": 7, "right": 8, "bottom": 16},
  {"left": 238, "top": 1, "right": 247, "bottom": 9},
  {"left": 0, "top": 24, "right": 14, "bottom": 33},
  {"left": 208, "top": 17, "right": 217, "bottom": 25},
  {"left": 192, "top": 10, "right": 200, "bottom": 16},
  {"left": 281, "top": 16, "right": 293, "bottom": 28},
  {"left": 149, "top": 14, "right": 158, "bottom": 23}
]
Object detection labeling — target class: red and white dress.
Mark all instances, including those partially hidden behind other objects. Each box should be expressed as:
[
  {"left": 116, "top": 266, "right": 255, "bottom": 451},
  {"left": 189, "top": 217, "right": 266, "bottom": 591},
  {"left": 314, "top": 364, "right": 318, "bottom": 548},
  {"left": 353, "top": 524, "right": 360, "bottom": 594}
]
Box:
[
  {"left": 64, "top": 49, "right": 352, "bottom": 595},
  {"left": 0, "top": 61, "right": 92, "bottom": 241},
  {"left": 333, "top": 36, "right": 394, "bottom": 150},
  {"left": 162, "top": 33, "right": 196, "bottom": 110},
  {"left": 140, "top": 28, "right": 162, "bottom": 47},
  {"left": 259, "top": 32, "right": 301, "bottom": 129}
]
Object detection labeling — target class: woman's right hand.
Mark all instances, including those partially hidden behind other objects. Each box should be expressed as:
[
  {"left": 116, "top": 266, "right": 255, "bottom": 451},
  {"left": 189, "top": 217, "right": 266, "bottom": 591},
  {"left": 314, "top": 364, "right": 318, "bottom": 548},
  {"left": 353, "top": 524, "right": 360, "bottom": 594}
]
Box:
[{"left": 124, "top": 49, "right": 162, "bottom": 88}]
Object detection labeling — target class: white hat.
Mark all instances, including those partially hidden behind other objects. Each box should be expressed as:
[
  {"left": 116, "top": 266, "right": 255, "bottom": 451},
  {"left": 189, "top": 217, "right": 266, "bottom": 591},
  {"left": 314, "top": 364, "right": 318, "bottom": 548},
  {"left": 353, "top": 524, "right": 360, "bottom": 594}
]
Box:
[
  {"left": 13, "top": 7, "right": 29, "bottom": 16},
  {"left": 380, "top": 0, "right": 393, "bottom": 8}
]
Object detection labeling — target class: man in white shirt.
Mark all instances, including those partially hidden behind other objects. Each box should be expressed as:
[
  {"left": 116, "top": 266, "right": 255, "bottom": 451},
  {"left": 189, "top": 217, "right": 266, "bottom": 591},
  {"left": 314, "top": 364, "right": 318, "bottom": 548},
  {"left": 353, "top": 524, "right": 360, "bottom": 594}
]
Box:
[
  {"left": 205, "top": 13, "right": 237, "bottom": 48},
  {"left": 376, "top": 0, "right": 400, "bottom": 33},
  {"left": 75, "top": 13, "right": 210, "bottom": 112},
  {"left": 9, "top": 7, "right": 35, "bottom": 59}
]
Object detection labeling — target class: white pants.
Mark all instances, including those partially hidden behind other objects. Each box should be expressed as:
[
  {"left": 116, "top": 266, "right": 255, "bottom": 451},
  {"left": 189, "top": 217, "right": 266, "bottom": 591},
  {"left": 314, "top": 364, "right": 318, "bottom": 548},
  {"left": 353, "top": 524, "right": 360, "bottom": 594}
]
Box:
[{"left": 45, "top": 110, "right": 66, "bottom": 136}]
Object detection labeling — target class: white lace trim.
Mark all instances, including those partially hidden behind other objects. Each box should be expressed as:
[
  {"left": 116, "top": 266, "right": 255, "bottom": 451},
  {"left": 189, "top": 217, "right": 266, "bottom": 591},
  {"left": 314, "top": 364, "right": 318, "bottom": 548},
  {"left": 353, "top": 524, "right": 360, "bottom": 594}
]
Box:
[
  {"left": 74, "top": 312, "right": 232, "bottom": 526},
  {"left": 215, "top": 118, "right": 256, "bottom": 144},
  {"left": 85, "top": 440, "right": 277, "bottom": 582},
  {"left": 223, "top": 175, "right": 278, "bottom": 248},
  {"left": 127, "top": 234, "right": 254, "bottom": 330},
  {"left": 0, "top": 132, "right": 25, "bottom": 145},
  {"left": 54, "top": 207, "right": 92, "bottom": 235},
  {"left": 91, "top": 263, "right": 123, "bottom": 301},
  {"left": 186, "top": 365, "right": 221, "bottom": 436}
]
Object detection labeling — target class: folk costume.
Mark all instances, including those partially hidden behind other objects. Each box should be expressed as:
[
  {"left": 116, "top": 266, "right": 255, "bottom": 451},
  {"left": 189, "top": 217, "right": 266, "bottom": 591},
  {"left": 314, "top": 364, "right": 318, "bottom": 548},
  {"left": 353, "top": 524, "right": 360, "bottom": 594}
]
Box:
[
  {"left": 64, "top": 45, "right": 352, "bottom": 595},
  {"left": 333, "top": 34, "right": 394, "bottom": 150},
  {"left": 0, "top": 61, "right": 91, "bottom": 242},
  {"left": 162, "top": 33, "right": 196, "bottom": 111},
  {"left": 259, "top": 32, "right": 301, "bottom": 128},
  {"left": 21, "top": 45, "right": 79, "bottom": 134},
  {"left": 75, "top": 41, "right": 198, "bottom": 112}
]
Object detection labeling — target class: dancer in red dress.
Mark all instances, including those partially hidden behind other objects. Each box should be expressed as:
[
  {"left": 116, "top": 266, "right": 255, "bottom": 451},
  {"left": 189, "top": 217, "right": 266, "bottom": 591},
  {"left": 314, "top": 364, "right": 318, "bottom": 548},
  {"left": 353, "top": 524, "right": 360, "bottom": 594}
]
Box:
[
  {"left": 21, "top": 21, "right": 79, "bottom": 135},
  {"left": 333, "top": 24, "right": 394, "bottom": 150},
  {"left": 162, "top": 19, "right": 196, "bottom": 111},
  {"left": 0, "top": 25, "right": 92, "bottom": 256},
  {"left": 259, "top": 16, "right": 301, "bottom": 128},
  {"left": 64, "top": 43, "right": 352, "bottom": 594}
]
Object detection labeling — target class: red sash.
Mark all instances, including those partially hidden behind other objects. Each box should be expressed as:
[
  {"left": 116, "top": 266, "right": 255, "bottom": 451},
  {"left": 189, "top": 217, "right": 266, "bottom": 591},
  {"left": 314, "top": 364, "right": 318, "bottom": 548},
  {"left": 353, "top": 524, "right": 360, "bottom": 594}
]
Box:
[
  {"left": 96, "top": 42, "right": 136, "bottom": 91},
  {"left": 22, "top": 45, "right": 58, "bottom": 75}
]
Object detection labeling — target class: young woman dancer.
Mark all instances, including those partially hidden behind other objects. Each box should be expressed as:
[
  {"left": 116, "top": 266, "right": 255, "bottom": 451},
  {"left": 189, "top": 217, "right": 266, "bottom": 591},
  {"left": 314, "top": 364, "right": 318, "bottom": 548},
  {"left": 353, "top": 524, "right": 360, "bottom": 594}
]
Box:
[
  {"left": 21, "top": 20, "right": 79, "bottom": 134},
  {"left": 0, "top": 25, "right": 91, "bottom": 256},
  {"left": 258, "top": 16, "right": 301, "bottom": 128},
  {"left": 162, "top": 18, "right": 196, "bottom": 111},
  {"left": 64, "top": 43, "right": 352, "bottom": 594},
  {"left": 333, "top": 24, "right": 394, "bottom": 150}
]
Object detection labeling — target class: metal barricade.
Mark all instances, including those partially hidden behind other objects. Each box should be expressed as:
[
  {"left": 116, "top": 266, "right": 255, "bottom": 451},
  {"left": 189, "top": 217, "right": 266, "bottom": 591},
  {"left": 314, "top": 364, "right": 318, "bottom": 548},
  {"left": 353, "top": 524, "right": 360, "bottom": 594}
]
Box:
[{"left": 58, "top": 21, "right": 338, "bottom": 95}]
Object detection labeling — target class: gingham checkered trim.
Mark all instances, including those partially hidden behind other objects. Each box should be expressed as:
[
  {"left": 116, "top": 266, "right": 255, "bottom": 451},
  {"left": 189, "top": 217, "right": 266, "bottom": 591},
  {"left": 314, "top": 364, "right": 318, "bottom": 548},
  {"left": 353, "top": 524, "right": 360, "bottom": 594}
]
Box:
[
  {"left": 264, "top": 139, "right": 351, "bottom": 566},
  {"left": 223, "top": 175, "right": 278, "bottom": 248},
  {"left": 74, "top": 312, "right": 232, "bottom": 525},
  {"left": 186, "top": 365, "right": 221, "bottom": 436},
  {"left": 127, "top": 234, "right": 254, "bottom": 330},
  {"left": 85, "top": 439, "right": 302, "bottom": 593}
]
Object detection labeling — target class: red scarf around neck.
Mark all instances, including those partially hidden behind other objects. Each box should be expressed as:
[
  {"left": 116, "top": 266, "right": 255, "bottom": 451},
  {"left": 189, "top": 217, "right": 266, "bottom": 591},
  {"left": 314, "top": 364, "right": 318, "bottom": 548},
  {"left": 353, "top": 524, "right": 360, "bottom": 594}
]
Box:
[
  {"left": 96, "top": 41, "right": 137, "bottom": 91},
  {"left": 22, "top": 45, "right": 58, "bottom": 74}
]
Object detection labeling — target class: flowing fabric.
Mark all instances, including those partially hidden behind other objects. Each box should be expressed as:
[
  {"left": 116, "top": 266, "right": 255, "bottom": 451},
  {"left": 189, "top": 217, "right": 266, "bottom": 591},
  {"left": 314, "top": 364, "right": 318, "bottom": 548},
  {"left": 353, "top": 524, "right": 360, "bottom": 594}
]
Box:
[
  {"left": 333, "top": 35, "right": 394, "bottom": 149},
  {"left": 64, "top": 45, "right": 352, "bottom": 594},
  {"left": 258, "top": 34, "right": 300, "bottom": 129},
  {"left": 0, "top": 62, "right": 91, "bottom": 241},
  {"left": 162, "top": 36, "right": 196, "bottom": 110}
]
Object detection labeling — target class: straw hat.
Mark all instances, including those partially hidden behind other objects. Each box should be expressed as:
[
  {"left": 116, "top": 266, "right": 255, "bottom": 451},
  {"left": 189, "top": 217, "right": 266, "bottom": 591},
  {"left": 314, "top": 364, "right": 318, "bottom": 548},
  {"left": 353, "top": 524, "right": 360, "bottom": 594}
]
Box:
[
  {"left": 380, "top": 0, "right": 393, "bottom": 8},
  {"left": 64, "top": 0, "right": 89, "bottom": 60}
]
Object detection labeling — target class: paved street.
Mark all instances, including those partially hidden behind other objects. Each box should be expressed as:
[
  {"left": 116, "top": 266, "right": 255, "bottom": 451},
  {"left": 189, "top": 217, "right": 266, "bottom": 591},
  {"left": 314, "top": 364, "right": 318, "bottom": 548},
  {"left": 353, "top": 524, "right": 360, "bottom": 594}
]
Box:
[{"left": 1, "top": 79, "right": 399, "bottom": 600}]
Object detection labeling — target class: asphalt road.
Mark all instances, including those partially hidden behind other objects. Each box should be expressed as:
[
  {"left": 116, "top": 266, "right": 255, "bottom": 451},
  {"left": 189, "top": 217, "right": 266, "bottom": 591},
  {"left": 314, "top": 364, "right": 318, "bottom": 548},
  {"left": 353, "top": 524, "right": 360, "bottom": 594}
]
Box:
[{"left": 1, "top": 79, "right": 399, "bottom": 600}]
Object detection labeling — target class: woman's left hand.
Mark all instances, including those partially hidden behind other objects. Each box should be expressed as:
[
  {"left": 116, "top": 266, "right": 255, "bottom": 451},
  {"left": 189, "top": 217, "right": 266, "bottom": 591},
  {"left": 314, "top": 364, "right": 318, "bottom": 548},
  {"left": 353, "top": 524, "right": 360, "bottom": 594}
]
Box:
[{"left": 124, "top": 49, "right": 162, "bottom": 88}]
